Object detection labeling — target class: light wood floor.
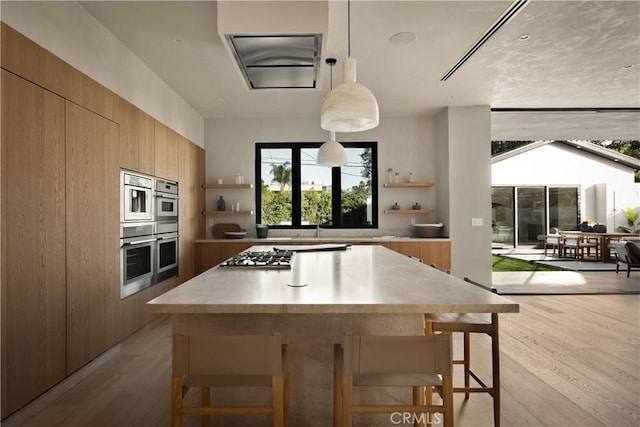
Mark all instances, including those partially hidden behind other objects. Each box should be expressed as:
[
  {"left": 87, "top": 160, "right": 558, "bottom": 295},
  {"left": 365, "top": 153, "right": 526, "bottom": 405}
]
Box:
[{"left": 3, "top": 295, "right": 639, "bottom": 427}]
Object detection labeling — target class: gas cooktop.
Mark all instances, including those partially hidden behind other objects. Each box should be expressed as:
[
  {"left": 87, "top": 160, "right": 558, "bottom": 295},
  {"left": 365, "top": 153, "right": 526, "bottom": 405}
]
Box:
[{"left": 219, "top": 250, "right": 296, "bottom": 269}]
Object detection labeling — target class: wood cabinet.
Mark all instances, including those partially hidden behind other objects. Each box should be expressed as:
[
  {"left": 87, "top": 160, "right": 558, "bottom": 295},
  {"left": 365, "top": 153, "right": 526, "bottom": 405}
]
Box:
[
  {"left": 1, "top": 24, "right": 205, "bottom": 416},
  {"left": 65, "top": 101, "right": 120, "bottom": 375},
  {"left": 154, "top": 121, "right": 179, "bottom": 181},
  {"left": 1, "top": 71, "right": 67, "bottom": 418},
  {"left": 194, "top": 240, "right": 450, "bottom": 275},
  {"left": 179, "top": 136, "right": 205, "bottom": 281}
]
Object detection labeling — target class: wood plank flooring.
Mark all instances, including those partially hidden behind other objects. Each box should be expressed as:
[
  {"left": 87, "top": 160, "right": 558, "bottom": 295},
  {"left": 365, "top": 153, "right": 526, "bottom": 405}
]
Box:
[{"left": 3, "top": 295, "right": 639, "bottom": 427}]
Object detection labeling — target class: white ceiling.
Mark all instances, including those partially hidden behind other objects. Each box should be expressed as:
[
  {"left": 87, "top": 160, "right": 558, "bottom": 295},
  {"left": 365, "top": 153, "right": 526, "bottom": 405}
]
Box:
[{"left": 81, "top": 0, "right": 640, "bottom": 140}]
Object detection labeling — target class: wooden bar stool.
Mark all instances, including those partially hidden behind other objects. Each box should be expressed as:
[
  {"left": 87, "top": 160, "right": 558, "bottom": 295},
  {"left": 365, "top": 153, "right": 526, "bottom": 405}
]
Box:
[
  {"left": 424, "top": 275, "right": 501, "bottom": 427},
  {"left": 333, "top": 333, "right": 454, "bottom": 427},
  {"left": 171, "top": 332, "right": 289, "bottom": 427}
]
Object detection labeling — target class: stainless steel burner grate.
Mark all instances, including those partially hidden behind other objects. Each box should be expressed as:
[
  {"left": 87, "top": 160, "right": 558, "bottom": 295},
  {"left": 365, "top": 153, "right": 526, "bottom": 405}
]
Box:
[{"left": 219, "top": 250, "right": 296, "bottom": 269}]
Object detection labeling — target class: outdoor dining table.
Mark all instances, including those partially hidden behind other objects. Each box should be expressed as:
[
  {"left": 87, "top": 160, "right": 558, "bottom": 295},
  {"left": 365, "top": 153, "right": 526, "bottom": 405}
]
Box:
[{"left": 559, "top": 231, "right": 632, "bottom": 262}]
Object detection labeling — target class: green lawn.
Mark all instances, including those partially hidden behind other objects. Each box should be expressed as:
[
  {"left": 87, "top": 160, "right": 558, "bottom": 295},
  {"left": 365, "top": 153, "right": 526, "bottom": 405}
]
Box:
[{"left": 492, "top": 254, "right": 561, "bottom": 272}]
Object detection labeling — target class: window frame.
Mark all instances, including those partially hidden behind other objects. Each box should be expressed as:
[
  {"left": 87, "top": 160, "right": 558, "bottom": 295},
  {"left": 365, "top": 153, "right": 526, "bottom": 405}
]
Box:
[{"left": 255, "top": 141, "right": 379, "bottom": 229}]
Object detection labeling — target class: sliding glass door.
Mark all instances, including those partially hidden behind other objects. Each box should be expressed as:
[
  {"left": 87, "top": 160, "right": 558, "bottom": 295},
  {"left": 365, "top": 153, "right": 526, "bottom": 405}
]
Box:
[{"left": 492, "top": 186, "right": 579, "bottom": 247}]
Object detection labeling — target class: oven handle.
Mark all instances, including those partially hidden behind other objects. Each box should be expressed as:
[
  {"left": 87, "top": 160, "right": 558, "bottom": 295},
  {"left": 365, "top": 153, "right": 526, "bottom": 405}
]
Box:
[
  {"left": 122, "top": 238, "right": 157, "bottom": 247},
  {"left": 157, "top": 234, "right": 179, "bottom": 241},
  {"left": 155, "top": 194, "right": 179, "bottom": 199}
]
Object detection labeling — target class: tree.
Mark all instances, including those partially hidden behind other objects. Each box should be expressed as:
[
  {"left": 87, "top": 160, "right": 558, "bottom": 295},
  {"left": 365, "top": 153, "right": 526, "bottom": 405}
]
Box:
[{"left": 270, "top": 161, "right": 291, "bottom": 192}]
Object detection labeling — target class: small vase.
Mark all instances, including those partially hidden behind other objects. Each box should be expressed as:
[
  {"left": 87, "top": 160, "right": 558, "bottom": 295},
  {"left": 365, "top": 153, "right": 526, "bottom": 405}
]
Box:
[
  {"left": 391, "top": 202, "right": 401, "bottom": 210},
  {"left": 387, "top": 168, "right": 394, "bottom": 184},
  {"left": 394, "top": 172, "right": 400, "bottom": 183},
  {"left": 408, "top": 172, "right": 415, "bottom": 183},
  {"left": 412, "top": 202, "right": 421, "bottom": 210},
  {"left": 217, "top": 196, "right": 226, "bottom": 211}
]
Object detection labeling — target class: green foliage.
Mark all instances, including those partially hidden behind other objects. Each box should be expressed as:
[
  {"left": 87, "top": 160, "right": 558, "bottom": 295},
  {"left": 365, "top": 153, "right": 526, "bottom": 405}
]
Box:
[
  {"left": 261, "top": 188, "right": 291, "bottom": 225},
  {"left": 301, "top": 191, "right": 332, "bottom": 224},
  {"left": 270, "top": 161, "right": 291, "bottom": 191},
  {"left": 616, "top": 207, "right": 640, "bottom": 234}
]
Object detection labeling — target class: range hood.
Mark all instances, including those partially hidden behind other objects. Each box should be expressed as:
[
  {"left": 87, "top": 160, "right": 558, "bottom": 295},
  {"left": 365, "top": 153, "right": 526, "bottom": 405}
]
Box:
[
  {"left": 225, "top": 34, "right": 322, "bottom": 89},
  {"left": 218, "top": 1, "right": 328, "bottom": 91}
]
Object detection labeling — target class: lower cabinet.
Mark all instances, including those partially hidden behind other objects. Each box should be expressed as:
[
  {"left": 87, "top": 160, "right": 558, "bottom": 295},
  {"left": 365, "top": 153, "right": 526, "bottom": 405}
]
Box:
[{"left": 194, "top": 240, "right": 451, "bottom": 275}]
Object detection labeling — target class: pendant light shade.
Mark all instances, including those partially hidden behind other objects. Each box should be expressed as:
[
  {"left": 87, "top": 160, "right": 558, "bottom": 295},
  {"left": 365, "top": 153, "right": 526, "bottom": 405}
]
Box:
[
  {"left": 317, "top": 131, "right": 348, "bottom": 167},
  {"left": 321, "top": 58, "right": 379, "bottom": 132}
]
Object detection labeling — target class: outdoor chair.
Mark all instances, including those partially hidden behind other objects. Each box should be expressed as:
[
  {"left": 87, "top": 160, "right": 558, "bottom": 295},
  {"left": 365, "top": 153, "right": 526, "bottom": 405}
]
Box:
[
  {"left": 543, "top": 234, "right": 562, "bottom": 257},
  {"left": 562, "top": 235, "right": 600, "bottom": 261},
  {"left": 611, "top": 240, "right": 640, "bottom": 278}
]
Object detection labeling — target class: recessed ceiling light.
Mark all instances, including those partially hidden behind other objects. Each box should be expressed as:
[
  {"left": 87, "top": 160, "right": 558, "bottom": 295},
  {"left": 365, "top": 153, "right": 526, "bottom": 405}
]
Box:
[
  {"left": 622, "top": 64, "right": 634, "bottom": 69},
  {"left": 173, "top": 39, "right": 184, "bottom": 44},
  {"left": 218, "top": 97, "right": 224, "bottom": 102},
  {"left": 389, "top": 32, "right": 417, "bottom": 45},
  {"left": 518, "top": 34, "right": 531, "bottom": 41}
]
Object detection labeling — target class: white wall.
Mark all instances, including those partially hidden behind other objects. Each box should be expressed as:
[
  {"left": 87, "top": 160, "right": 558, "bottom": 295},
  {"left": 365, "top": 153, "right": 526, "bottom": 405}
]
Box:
[
  {"left": 492, "top": 143, "right": 638, "bottom": 231},
  {"left": 204, "top": 116, "right": 437, "bottom": 238},
  {"left": 1, "top": 1, "right": 204, "bottom": 146},
  {"left": 437, "top": 106, "right": 493, "bottom": 285}
]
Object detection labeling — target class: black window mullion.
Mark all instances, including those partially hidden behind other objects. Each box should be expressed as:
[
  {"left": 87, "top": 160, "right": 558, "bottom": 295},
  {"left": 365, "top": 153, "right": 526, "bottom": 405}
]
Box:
[
  {"left": 331, "top": 166, "right": 341, "bottom": 226},
  {"left": 291, "top": 147, "right": 302, "bottom": 227}
]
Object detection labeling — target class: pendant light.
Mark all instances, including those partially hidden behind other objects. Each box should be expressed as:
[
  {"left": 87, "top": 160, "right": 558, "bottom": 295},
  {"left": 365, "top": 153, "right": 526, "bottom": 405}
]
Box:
[
  {"left": 321, "top": 0, "right": 379, "bottom": 133},
  {"left": 318, "top": 58, "right": 348, "bottom": 167}
]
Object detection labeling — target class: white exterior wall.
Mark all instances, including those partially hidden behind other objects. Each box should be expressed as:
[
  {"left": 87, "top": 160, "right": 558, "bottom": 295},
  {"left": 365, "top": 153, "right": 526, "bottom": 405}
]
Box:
[
  {"left": 1, "top": 1, "right": 204, "bottom": 146},
  {"left": 492, "top": 143, "right": 639, "bottom": 231}
]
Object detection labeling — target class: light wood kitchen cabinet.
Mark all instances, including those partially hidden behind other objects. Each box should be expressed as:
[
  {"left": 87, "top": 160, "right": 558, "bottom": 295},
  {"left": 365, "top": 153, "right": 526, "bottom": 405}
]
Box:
[
  {"left": 179, "top": 136, "right": 206, "bottom": 281},
  {"left": 1, "top": 71, "right": 67, "bottom": 418},
  {"left": 118, "top": 98, "right": 139, "bottom": 171},
  {"left": 65, "top": 100, "right": 120, "bottom": 375},
  {"left": 154, "top": 120, "right": 179, "bottom": 182},
  {"left": 138, "top": 110, "right": 155, "bottom": 176},
  {"left": 194, "top": 240, "right": 451, "bottom": 274}
]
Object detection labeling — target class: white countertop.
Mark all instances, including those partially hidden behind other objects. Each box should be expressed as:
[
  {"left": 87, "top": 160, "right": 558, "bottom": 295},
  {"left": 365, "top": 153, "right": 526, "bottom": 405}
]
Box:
[{"left": 147, "top": 245, "right": 518, "bottom": 315}]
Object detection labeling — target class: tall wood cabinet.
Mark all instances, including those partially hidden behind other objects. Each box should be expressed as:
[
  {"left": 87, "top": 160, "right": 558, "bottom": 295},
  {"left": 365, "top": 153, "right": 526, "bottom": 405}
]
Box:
[
  {"left": 1, "top": 70, "right": 67, "bottom": 417},
  {"left": 65, "top": 101, "right": 120, "bottom": 374},
  {"left": 1, "top": 23, "right": 205, "bottom": 418}
]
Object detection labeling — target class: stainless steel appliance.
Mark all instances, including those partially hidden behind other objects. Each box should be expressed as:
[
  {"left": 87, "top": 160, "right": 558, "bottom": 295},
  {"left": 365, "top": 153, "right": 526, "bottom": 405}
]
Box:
[
  {"left": 121, "top": 171, "right": 154, "bottom": 222},
  {"left": 120, "top": 222, "right": 156, "bottom": 299},
  {"left": 154, "top": 179, "right": 178, "bottom": 221},
  {"left": 155, "top": 221, "right": 179, "bottom": 282}
]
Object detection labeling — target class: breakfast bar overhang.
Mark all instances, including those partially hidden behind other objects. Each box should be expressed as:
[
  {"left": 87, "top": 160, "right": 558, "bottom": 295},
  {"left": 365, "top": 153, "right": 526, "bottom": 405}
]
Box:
[{"left": 147, "top": 245, "right": 519, "bottom": 426}]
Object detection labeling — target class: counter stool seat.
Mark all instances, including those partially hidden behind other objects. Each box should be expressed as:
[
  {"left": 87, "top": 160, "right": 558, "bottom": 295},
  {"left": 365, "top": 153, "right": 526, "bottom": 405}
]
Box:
[
  {"left": 172, "top": 332, "right": 289, "bottom": 427},
  {"left": 333, "top": 333, "right": 454, "bottom": 427},
  {"left": 424, "top": 275, "right": 501, "bottom": 427}
]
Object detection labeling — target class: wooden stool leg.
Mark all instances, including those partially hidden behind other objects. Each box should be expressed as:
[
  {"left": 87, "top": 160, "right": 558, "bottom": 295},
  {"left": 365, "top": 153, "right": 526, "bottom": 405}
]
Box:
[
  {"left": 492, "top": 314, "right": 501, "bottom": 427},
  {"left": 201, "top": 387, "right": 210, "bottom": 427},
  {"left": 171, "top": 376, "right": 183, "bottom": 427},
  {"left": 463, "top": 332, "right": 470, "bottom": 399},
  {"left": 413, "top": 386, "right": 425, "bottom": 427},
  {"left": 342, "top": 376, "right": 353, "bottom": 427}
]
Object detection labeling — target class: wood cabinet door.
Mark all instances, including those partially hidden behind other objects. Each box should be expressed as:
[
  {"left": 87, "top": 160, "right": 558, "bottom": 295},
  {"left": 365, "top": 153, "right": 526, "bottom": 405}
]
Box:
[
  {"left": 154, "top": 120, "right": 179, "bottom": 181},
  {"left": 138, "top": 110, "right": 155, "bottom": 176},
  {"left": 65, "top": 101, "right": 120, "bottom": 375},
  {"left": 1, "top": 71, "right": 67, "bottom": 418},
  {"left": 178, "top": 137, "right": 205, "bottom": 282},
  {"left": 420, "top": 241, "right": 451, "bottom": 269},
  {"left": 118, "top": 98, "right": 139, "bottom": 171}
]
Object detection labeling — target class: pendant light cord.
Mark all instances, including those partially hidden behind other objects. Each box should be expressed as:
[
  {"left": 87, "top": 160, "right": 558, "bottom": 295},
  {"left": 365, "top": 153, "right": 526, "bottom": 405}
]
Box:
[{"left": 347, "top": 0, "right": 351, "bottom": 57}]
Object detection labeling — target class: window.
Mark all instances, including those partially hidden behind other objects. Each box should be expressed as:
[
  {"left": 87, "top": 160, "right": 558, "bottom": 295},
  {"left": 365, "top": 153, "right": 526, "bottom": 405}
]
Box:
[{"left": 255, "top": 142, "right": 378, "bottom": 228}]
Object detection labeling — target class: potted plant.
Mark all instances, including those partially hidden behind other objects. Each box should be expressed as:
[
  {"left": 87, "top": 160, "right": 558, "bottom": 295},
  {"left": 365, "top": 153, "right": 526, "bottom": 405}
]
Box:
[{"left": 616, "top": 207, "right": 640, "bottom": 234}]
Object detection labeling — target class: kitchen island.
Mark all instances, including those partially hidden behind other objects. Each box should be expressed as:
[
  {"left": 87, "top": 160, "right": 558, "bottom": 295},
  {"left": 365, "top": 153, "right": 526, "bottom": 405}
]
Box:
[{"left": 147, "top": 245, "right": 518, "bottom": 426}]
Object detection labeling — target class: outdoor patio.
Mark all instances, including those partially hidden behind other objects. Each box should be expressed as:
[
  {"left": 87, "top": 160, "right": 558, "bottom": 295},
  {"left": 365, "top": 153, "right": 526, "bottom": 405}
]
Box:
[{"left": 492, "top": 246, "right": 639, "bottom": 295}]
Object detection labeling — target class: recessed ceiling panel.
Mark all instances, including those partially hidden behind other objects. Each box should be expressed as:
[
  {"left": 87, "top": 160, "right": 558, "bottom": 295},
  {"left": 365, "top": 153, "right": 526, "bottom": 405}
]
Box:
[{"left": 226, "top": 34, "right": 322, "bottom": 89}]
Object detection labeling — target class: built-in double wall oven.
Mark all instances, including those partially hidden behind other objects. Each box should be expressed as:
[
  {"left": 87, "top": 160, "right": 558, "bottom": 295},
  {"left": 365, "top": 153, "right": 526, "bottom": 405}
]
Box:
[{"left": 120, "top": 170, "right": 179, "bottom": 299}]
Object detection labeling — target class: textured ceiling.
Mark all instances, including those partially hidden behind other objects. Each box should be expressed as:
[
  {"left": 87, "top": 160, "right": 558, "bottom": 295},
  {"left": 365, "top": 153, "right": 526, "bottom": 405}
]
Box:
[{"left": 81, "top": 0, "right": 640, "bottom": 140}]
